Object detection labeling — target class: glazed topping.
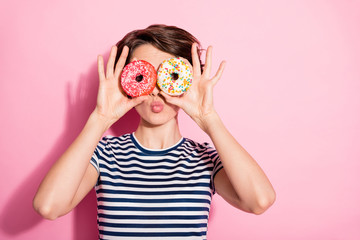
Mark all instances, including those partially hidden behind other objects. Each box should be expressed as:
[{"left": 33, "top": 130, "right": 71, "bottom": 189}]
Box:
[{"left": 157, "top": 57, "right": 193, "bottom": 96}]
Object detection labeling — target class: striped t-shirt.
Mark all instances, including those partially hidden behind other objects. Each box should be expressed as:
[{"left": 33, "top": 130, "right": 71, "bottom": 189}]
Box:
[{"left": 90, "top": 133, "right": 223, "bottom": 240}]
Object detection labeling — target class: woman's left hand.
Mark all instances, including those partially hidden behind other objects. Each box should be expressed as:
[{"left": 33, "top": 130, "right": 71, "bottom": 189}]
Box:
[{"left": 160, "top": 43, "right": 226, "bottom": 133}]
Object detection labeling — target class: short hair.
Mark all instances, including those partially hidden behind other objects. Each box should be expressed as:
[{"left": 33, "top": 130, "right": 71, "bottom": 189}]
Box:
[{"left": 115, "top": 24, "right": 204, "bottom": 72}]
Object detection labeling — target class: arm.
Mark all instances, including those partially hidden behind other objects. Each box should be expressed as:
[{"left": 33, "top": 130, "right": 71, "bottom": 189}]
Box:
[
  {"left": 33, "top": 46, "right": 146, "bottom": 220},
  {"left": 160, "top": 43, "right": 276, "bottom": 214},
  {"left": 204, "top": 112, "right": 276, "bottom": 214},
  {"left": 33, "top": 112, "right": 109, "bottom": 220}
]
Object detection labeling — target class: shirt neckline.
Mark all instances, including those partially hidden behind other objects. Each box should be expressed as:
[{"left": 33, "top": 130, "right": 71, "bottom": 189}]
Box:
[{"left": 130, "top": 132, "right": 185, "bottom": 155}]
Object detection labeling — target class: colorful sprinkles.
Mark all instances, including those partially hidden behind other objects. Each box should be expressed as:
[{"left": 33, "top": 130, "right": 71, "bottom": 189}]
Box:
[{"left": 157, "top": 57, "right": 193, "bottom": 96}]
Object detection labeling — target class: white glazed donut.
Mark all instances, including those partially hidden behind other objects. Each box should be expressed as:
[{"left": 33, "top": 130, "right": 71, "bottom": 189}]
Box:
[{"left": 157, "top": 57, "right": 193, "bottom": 96}]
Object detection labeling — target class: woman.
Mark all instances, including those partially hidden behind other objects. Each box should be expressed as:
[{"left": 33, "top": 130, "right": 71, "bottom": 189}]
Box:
[{"left": 33, "top": 24, "right": 276, "bottom": 239}]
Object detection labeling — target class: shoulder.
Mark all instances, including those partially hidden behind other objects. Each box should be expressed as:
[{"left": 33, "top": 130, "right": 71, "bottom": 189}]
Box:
[
  {"left": 182, "top": 138, "right": 216, "bottom": 154},
  {"left": 96, "top": 133, "right": 133, "bottom": 150},
  {"left": 100, "top": 133, "right": 131, "bottom": 144}
]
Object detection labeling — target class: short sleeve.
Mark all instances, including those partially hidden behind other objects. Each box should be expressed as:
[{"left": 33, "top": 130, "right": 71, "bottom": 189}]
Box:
[
  {"left": 205, "top": 144, "right": 224, "bottom": 195},
  {"left": 90, "top": 136, "right": 108, "bottom": 175}
]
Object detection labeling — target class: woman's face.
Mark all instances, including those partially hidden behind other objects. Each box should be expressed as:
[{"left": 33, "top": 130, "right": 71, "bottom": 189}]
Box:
[{"left": 129, "top": 44, "right": 180, "bottom": 126}]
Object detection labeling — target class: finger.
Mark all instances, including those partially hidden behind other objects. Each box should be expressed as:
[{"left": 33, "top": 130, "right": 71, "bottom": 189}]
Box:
[
  {"left": 160, "top": 92, "right": 183, "bottom": 107},
  {"left": 106, "top": 46, "right": 117, "bottom": 78},
  {"left": 97, "top": 55, "right": 105, "bottom": 82},
  {"left": 212, "top": 60, "right": 226, "bottom": 85},
  {"left": 114, "top": 46, "right": 129, "bottom": 79},
  {"left": 203, "top": 46, "right": 213, "bottom": 78},
  {"left": 191, "top": 42, "right": 201, "bottom": 77},
  {"left": 130, "top": 95, "right": 148, "bottom": 107}
]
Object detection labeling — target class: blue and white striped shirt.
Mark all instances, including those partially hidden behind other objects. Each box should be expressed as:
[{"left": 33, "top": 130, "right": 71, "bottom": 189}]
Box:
[{"left": 90, "top": 133, "right": 223, "bottom": 240}]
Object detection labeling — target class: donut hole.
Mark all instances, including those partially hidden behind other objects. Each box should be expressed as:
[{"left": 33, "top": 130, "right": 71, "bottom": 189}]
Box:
[
  {"left": 170, "top": 72, "right": 179, "bottom": 81},
  {"left": 135, "top": 74, "right": 144, "bottom": 82}
]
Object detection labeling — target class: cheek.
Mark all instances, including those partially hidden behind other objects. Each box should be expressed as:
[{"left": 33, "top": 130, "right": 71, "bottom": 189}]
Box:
[
  {"left": 134, "top": 102, "right": 147, "bottom": 116},
  {"left": 164, "top": 102, "right": 180, "bottom": 118},
  {"left": 168, "top": 104, "right": 180, "bottom": 114}
]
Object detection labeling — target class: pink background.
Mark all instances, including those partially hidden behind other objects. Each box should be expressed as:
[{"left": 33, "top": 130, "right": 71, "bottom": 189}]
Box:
[{"left": 1, "top": 0, "right": 359, "bottom": 239}]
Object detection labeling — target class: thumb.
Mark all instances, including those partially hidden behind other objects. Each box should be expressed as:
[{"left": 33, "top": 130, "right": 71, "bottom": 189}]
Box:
[
  {"left": 130, "top": 95, "right": 148, "bottom": 107},
  {"left": 160, "top": 92, "right": 183, "bottom": 108}
]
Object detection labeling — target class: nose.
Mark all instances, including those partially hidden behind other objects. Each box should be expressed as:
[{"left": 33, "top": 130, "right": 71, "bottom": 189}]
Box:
[{"left": 149, "top": 84, "right": 160, "bottom": 96}]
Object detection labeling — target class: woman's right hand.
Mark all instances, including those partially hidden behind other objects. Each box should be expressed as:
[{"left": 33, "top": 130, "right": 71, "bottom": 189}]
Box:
[{"left": 94, "top": 45, "right": 147, "bottom": 127}]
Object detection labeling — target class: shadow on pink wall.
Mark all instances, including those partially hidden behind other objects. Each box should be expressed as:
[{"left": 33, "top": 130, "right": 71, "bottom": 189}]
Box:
[{"left": 0, "top": 53, "right": 141, "bottom": 239}]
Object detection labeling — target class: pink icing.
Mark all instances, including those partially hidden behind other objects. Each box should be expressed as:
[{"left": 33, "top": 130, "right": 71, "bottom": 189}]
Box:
[{"left": 121, "top": 60, "right": 157, "bottom": 97}]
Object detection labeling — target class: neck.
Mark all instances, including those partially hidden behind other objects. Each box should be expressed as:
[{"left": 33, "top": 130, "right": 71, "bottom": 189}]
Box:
[{"left": 134, "top": 116, "right": 182, "bottom": 149}]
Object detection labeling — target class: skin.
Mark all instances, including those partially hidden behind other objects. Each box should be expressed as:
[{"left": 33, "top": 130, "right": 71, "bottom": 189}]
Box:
[{"left": 33, "top": 43, "right": 276, "bottom": 220}]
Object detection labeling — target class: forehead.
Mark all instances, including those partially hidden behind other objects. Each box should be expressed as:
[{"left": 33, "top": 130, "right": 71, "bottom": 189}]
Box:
[{"left": 130, "top": 44, "right": 175, "bottom": 69}]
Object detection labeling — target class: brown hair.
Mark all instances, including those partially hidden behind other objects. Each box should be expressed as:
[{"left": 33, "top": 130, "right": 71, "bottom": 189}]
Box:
[{"left": 115, "top": 24, "right": 204, "bottom": 72}]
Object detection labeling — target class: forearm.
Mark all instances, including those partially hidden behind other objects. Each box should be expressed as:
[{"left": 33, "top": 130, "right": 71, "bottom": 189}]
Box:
[
  {"left": 33, "top": 111, "right": 112, "bottom": 217},
  {"left": 204, "top": 112, "right": 276, "bottom": 212}
]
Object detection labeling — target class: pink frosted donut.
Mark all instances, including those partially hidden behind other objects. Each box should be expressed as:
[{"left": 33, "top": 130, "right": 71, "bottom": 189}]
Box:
[{"left": 120, "top": 60, "right": 157, "bottom": 97}]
